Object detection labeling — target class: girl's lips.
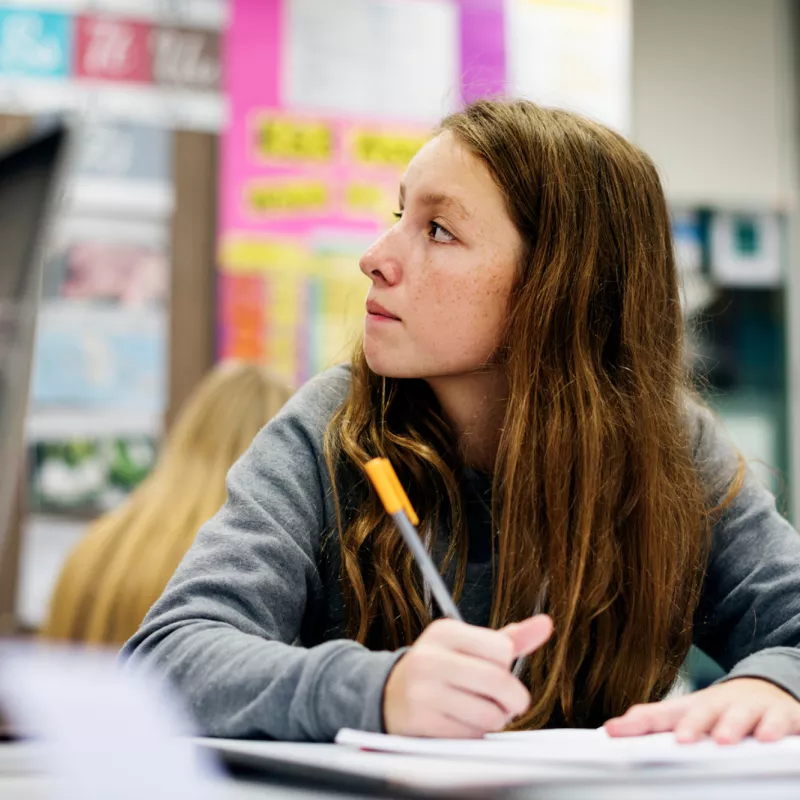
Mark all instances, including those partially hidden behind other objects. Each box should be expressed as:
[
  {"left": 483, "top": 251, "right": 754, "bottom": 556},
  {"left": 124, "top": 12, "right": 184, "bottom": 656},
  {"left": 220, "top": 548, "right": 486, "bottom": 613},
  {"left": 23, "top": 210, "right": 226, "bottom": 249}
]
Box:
[
  {"left": 366, "top": 311, "right": 401, "bottom": 323},
  {"left": 366, "top": 300, "right": 401, "bottom": 320}
]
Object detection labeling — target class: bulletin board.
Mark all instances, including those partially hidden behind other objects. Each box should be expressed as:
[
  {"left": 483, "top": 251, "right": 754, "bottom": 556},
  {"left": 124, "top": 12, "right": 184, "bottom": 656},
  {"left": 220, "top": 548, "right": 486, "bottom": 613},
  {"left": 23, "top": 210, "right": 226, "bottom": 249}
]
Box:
[
  {"left": 0, "top": 2, "right": 227, "bottom": 629},
  {"left": 218, "top": 0, "right": 631, "bottom": 387}
]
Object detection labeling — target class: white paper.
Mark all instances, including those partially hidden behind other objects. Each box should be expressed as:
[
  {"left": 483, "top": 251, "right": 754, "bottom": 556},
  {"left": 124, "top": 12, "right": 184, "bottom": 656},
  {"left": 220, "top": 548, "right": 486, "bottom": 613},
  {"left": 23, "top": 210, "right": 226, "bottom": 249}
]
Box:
[
  {"left": 505, "top": 0, "right": 631, "bottom": 134},
  {"left": 283, "top": 0, "right": 459, "bottom": 122},
  {"left": 336, "top": 727, "right": 800, "bottom": 769}
]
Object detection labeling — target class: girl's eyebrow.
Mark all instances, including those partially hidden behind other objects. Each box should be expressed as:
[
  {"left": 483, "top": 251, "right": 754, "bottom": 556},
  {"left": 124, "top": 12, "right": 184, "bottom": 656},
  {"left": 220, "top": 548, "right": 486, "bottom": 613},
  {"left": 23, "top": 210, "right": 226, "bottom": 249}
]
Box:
[{"left": 398, "top": 184, "right": 471, "bottom": 219}]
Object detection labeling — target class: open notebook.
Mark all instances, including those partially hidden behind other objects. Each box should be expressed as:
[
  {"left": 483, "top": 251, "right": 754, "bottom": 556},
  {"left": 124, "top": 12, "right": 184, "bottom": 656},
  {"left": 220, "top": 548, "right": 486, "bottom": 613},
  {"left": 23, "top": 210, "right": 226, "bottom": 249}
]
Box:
[{"left": 335, "top": 726, "right": 800, "bottom": 769}]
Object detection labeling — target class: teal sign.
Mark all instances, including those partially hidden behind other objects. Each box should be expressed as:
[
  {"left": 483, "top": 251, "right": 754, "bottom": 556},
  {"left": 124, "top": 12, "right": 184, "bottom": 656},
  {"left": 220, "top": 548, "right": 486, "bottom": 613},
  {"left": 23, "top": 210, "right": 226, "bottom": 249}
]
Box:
[{"left": 0, "top": 9, "right": 72, "bottom": 78}]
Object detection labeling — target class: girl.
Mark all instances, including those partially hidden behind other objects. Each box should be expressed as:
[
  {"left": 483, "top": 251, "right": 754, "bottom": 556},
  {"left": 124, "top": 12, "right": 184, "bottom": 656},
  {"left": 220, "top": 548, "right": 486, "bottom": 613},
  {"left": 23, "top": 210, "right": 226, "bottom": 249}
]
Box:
[{"left": 124, "top": 100, "right": 800, "bottom": 744}]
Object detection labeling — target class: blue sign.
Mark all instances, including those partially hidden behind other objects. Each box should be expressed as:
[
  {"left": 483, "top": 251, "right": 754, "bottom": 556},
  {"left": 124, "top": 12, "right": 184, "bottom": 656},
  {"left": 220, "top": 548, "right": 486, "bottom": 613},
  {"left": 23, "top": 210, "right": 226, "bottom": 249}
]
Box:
[
  {"left": 32, "top": 308, "right": 166, "bottom": 413},
  {"left": 0, "top": 9, "right": 72, "bottom": 78}
]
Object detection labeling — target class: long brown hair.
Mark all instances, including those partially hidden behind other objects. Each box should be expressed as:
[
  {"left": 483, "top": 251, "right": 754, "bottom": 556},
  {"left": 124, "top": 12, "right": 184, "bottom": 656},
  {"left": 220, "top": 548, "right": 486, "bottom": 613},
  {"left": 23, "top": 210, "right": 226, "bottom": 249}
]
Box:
[
  {"left": 324, "top": 99, "right": 742, "bottom": 728},
  {"left": 42, "top": 363, "right": 292, "bottom": 645}
]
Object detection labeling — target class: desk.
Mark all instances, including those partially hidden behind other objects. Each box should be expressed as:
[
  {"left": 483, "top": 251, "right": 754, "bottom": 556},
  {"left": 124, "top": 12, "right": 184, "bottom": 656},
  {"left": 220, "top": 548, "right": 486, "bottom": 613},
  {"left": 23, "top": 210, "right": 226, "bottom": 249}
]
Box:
[
  {"left": 3, "top": 773, "right": 800, "bottom": 800},
  {"left": 3, "top": 742, "right": 800, "bottom": 800},
  {"left": 0, "top": 742, "right": 355, "bottom": 800},
  {"left": 0, "top": 776, "right": 366, "bottom": 800}
]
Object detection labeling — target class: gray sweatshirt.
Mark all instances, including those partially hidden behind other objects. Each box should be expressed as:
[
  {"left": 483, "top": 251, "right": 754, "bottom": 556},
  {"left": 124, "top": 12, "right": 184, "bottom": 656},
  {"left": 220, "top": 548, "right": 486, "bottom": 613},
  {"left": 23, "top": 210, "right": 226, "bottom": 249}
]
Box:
[{"left": 122, "top": 365, "right": 800, "bottom": 742}]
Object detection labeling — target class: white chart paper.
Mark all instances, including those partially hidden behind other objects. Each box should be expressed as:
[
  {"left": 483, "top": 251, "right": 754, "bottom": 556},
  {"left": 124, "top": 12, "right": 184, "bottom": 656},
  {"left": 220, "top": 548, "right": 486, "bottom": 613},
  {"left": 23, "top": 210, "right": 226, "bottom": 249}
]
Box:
[
  {"left": 505, "top": 0, "right": 631, "bottom": 134},
  {"left": 283, "top": 0, "right": 460, "bottom": 122}
]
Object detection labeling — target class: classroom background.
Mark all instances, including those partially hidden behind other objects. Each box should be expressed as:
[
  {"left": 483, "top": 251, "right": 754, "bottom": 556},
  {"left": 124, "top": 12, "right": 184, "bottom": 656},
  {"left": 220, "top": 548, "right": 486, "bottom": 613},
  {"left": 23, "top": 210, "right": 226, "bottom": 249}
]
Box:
[{"left": 0, "top": 0, "right": 795, "bottom": 648}]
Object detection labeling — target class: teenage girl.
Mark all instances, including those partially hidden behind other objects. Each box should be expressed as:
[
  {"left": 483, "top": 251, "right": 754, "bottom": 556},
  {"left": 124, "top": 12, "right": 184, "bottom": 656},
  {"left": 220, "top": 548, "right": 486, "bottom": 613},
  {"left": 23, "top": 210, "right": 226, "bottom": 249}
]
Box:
[{"left": 124, "top": 100, "right": 800, "bottom": 744}]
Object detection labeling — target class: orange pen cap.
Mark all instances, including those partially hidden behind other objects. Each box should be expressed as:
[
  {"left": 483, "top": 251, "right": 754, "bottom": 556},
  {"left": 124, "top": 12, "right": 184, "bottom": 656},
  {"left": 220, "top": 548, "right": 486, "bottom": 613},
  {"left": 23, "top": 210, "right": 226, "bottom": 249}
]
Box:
[{"left": 364, "top": 457, "right": 420, "bottom": 526}]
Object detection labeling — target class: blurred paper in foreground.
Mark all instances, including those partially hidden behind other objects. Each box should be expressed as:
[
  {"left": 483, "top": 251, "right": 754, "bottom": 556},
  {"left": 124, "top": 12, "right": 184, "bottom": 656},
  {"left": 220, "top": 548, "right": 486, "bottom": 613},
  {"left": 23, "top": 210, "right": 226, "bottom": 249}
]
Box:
[{"left": 0, "top": 644, "right": 220, "bottom": 799}]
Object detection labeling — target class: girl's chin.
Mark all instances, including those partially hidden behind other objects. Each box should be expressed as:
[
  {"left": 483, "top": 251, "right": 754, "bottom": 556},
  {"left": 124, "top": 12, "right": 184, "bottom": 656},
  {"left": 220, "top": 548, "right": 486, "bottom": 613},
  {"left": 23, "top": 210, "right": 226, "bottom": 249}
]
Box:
[{"left": 363, "top": 348, "right": 420, "bottom": 380}]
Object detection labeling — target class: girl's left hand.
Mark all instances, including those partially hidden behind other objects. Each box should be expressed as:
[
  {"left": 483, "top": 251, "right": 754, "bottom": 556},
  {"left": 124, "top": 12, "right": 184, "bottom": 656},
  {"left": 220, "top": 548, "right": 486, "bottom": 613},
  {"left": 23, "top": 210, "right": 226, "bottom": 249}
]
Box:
[{"left": 604, "top": 678, "right": 800, "bottom": 744}]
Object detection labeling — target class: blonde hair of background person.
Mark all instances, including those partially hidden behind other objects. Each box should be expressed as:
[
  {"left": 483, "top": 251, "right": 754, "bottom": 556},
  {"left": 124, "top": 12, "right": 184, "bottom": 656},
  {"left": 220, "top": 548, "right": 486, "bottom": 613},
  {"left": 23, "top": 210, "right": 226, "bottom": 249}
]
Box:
[{"left": 41, "top": 363, "right": 292, "bottom": 645}]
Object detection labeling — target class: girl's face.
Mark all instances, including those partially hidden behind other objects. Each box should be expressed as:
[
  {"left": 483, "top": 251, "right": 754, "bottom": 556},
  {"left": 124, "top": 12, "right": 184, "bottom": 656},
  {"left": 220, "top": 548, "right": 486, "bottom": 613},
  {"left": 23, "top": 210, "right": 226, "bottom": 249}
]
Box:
[{"left": 360, "top": 131, "right": 523, "bottom": 379}]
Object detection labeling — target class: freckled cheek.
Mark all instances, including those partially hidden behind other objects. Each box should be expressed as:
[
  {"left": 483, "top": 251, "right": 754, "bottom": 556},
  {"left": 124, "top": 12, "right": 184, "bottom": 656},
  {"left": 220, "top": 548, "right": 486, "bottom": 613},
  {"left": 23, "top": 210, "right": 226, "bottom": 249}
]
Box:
[
  {"left": 416, "top": 269, "right": 504, "bottom": 308},
  {"left": 412, "top": 272, "right": 509, "bottom": 348}
]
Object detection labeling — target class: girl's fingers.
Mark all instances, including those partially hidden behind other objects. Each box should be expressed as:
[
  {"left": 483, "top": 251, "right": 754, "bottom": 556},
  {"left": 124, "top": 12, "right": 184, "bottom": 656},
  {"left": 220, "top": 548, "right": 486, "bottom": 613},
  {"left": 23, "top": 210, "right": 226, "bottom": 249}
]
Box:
[
  {"left": 605, "top": 681, "right": 800, "bottom": 745},
  {"left": 503, "top": 615, "right": 554, "bottom": 658},
  {"left": 674, "top": 702, "right": 725, "bottom": 743},
  {"left": 442, "top": 651, "right": 531, "bottom": 718},
  {"left": 710, "top": 704, "right": 763, "bottom": 745},
  {"left": 753, "top": 707, "right": 796, "bottom": 743},
  {"left": 414, "top": 709, "right": 484, "bottom": 739},
  {"left": 425, "top": 619, "right": 515, "bottom": 668},
  {"left": 605, "top": 697, "right": 691, "bottom": 737},
  {"left": 434, "top": 684, "right": 512, "bottom": 735},
  {"left": 437, "top": 713, "right": 486, "bottom": 739}
]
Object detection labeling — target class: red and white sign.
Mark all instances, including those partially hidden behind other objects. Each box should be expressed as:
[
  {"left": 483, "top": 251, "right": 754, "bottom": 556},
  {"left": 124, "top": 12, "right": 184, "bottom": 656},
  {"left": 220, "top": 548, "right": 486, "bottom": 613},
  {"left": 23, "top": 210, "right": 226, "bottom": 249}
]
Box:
[{"left": 74, "top": 16, "right": 152, "bottom": 83}]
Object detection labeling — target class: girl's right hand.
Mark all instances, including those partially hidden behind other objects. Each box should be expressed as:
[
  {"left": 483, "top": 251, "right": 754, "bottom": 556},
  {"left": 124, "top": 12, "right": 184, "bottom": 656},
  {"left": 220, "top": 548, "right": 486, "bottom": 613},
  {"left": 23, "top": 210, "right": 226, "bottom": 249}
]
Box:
[{"left": 382, "top": 614, "right": 553, "bottom": 738}]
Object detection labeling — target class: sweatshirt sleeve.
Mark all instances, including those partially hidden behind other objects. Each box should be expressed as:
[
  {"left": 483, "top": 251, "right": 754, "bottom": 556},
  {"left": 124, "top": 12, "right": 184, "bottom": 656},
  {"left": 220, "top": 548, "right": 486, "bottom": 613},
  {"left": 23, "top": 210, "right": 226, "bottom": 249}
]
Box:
[
  {"left": 120, "top": 370, "right": 403, "bottom": 742},
  {"left": 691, "top": 404, "right": 800, "bottom": 701}
]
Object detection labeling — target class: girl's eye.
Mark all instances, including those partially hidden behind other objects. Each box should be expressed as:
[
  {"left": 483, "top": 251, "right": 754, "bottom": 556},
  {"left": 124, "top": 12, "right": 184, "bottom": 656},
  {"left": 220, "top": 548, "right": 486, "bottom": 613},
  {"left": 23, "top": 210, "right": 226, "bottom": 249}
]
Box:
[
  {"left": 392, "top": 211, "right": 455, "bottom": 243},
  {"left": 429, "top": 221, "right": 455, "bottom": 243}
]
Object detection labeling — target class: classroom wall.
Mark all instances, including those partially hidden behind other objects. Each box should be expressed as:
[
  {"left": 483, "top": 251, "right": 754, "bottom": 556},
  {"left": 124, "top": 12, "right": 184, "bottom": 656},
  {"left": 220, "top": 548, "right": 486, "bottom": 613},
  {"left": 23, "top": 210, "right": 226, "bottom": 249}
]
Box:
[
  {"left": 633, "top": 0, "right": 800, "bottom": 522},
  {"left": 632, "top": 0, "right": 794, "bottom": 210}
]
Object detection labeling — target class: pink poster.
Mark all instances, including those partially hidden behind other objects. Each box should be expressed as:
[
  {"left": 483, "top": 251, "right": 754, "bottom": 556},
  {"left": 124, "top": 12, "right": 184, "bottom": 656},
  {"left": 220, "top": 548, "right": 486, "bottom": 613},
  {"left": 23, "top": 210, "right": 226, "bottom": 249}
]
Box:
[{"left": 219, "top": 0, "right": 506, "bottom": 386}]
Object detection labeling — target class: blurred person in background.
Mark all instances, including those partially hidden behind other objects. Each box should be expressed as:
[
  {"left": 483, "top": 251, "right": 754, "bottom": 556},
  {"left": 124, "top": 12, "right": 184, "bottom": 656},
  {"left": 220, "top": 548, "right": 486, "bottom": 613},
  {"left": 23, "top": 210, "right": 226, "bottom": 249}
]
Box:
[{"left": 40, "top": 363, "right": 292, "bottom": 646}]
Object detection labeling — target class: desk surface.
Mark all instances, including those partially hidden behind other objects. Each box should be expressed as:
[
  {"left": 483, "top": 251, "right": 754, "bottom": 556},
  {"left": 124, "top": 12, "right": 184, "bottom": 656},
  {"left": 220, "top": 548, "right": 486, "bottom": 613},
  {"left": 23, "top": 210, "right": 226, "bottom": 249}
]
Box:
[
  {"left": 3, "top": 742, "right": 800, "bottom": 800},
  {"left": 0, "top": 776, "right": 369, "bottom": 800},
  {"left": 4, "top": 773, "right": 800, "bottom": 800}
]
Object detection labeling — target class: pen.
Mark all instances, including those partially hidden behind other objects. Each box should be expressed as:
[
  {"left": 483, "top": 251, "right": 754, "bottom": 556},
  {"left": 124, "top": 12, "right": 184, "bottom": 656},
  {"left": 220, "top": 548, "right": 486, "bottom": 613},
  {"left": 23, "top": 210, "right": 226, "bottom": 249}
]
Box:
[{"left": 364, "top": 457, "right": 463, "bottom": 622}]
